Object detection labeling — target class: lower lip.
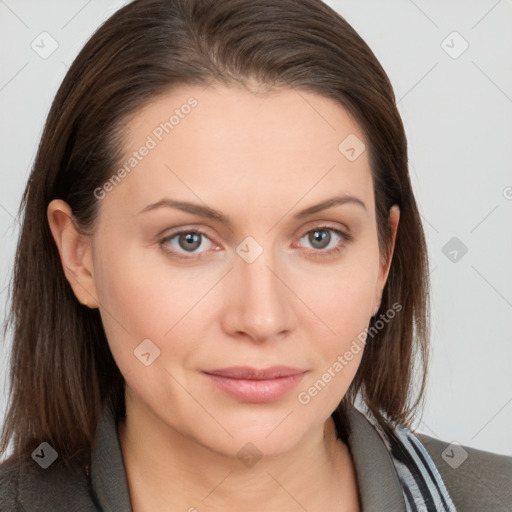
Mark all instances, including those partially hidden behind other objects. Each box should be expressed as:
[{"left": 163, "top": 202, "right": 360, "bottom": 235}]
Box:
[{"left": 203, "top": 372, "right": 307, "bottom": 403}]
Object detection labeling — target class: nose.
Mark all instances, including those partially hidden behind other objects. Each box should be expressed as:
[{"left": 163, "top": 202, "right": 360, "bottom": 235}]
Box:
[{"left": 220, "top": 243, "right": 296, "bottom": 344}]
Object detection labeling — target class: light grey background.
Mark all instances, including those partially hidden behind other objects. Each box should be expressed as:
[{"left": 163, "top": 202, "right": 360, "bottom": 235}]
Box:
[{"left": 1, "top": 0, "right": 511, "bottom": 457}]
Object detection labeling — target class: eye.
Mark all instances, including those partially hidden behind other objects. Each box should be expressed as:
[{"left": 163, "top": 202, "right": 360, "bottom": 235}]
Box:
[
  {"left": 159, "top": 224, "right": 352, "bottom": 261},
  {"left": 160, "top": 229, "right": 214, "bottom": 259},
  {"left": 296, "top": 225, "right": 352, "bottom": 256}
]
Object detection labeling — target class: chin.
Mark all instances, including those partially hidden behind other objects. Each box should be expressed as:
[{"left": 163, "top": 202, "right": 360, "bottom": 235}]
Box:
[
  {"left": 202, "top": 428, "right": 306, "bottom": 462},
  {"left": 188, "top": 408, "right": 318, "bottom": 460}
]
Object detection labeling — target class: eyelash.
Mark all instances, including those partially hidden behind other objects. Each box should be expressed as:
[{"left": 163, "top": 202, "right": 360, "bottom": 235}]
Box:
[{"left": 159, "top": 224, "right": 353, "bottom": 261}]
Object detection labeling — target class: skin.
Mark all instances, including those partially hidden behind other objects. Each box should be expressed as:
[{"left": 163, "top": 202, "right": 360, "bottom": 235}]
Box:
[{"left": 48, "top": 83, "right": 399, "bottom": 512}]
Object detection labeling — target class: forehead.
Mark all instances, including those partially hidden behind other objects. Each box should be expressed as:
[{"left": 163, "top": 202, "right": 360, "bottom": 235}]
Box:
[{"left": 104, "top": 83, "right": 374, "bottom": 221}]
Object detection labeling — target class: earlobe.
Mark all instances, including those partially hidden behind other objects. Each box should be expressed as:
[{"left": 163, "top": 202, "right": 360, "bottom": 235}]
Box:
[{"left": 47, "top": 199, "right": 99, "bottom": 308}]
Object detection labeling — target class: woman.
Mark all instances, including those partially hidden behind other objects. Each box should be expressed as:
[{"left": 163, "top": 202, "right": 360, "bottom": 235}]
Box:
[{"left": 1, "top": 0, "right": 510, "bottom": 510}]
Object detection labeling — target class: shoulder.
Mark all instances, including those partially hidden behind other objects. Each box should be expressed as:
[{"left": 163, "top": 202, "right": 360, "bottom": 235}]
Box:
[
  {"left": 416, "top": 432, "right": 512, "bottom": 512},
  {"left": 0, "top": 458, "right": 19, "bottom": 511},
  {"left": 0, "top": 454, "right": 98, "bottom": 511}
]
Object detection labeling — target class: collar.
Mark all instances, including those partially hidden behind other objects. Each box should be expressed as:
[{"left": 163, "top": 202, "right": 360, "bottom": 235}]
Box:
[
  {"left": 90, "top": 399, "right": 407, "bottom": 511},
  {"left": 345, "top": 404, "right": 406, "bottom": 511}
]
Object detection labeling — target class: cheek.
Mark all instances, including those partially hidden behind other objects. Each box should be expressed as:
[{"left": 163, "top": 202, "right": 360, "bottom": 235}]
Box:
[
  {"left": 91, "top": 241, "right": 213, "bottom": 377},
  {"left": 295, "top": 247, "right": 379, "bottom": 335},
  {"left": 294, "top": 282, "right": 373, "bottom": 415},
  {"left": 292, "top": 247, "right": 379, "bottom": 388}
]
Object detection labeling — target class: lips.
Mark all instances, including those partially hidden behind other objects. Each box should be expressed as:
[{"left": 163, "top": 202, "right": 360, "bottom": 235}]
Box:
[
  {"left": 202, "top": 366, "right": 308, "bottom": 403},
  {"left": 203, "top": 366, "right": 307, "bottom": 380}
]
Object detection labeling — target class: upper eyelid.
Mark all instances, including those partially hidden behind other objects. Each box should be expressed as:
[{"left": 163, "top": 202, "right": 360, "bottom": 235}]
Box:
[
  {"left": 161, "top": 223, "right": 347, "bottom": 239},
  {"left": 160, "top": 226, "right": 216, "bottom": 244}
]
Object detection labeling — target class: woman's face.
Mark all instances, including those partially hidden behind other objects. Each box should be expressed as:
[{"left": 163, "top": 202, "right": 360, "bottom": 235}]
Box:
[{"left": 83, "top": 84, "right": 398, "bottom": 457}]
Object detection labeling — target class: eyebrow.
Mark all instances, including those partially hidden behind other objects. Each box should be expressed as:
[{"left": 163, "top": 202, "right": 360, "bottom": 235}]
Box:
[{"left": 137, "top": 195, "right": 367, "bottom": 226}]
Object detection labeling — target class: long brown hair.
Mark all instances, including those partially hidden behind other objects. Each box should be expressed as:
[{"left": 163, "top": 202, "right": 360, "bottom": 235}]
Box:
[{"left": 1, "top": 0, "right": 429, "bottom": 470}]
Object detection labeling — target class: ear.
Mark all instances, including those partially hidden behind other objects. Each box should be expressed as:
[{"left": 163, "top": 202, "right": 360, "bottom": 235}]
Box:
[
  {"left": 47, "top": 199, "right": 99, "bottom": 308},
  {"left": 373, "top": 205, "right": 400, "bottom": 315}
]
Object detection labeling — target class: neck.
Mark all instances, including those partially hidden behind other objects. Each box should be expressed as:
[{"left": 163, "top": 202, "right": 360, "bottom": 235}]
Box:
[{"left": 118, "top": 394, "right": 360, "bottom": 512}]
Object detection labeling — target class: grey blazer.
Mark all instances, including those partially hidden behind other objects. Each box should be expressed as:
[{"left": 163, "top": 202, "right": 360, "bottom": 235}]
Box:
[{"left": 1, "top": 400, "right": 511, "bottom": 511}]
